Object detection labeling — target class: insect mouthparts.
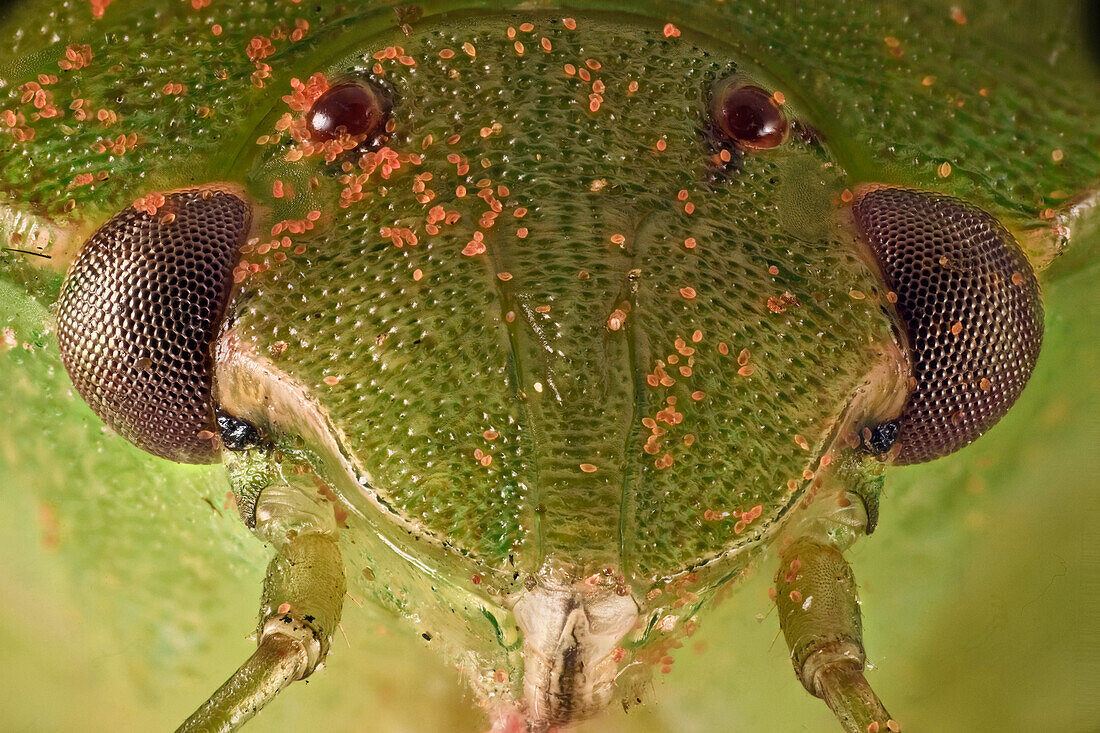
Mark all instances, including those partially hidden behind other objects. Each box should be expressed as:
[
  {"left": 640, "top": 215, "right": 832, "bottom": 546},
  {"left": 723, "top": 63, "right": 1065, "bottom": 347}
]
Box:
[{"left": 511, "top": 575, "right": 639, "bottom": 728}]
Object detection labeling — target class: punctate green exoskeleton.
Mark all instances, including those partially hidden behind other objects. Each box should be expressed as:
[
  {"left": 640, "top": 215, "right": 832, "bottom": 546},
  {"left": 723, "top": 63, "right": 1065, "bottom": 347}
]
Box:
[{"left": 1, "top": 2, "right": 1099, "bottom": 731}]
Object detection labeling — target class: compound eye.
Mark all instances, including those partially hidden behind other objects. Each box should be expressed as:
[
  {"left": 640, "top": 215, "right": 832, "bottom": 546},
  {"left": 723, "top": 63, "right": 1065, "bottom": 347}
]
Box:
[
  {"left": 853, "top": 188, "right": 1043, "bottom": 464},
  {"left": 712, "top": 81, "right": 788, "bottom": 150},
  {"left": 56, "top": 189, "right": 251, "bottom": 463},
  {"left": 306, "top": 81, "right": 390, "bottom": 144}
]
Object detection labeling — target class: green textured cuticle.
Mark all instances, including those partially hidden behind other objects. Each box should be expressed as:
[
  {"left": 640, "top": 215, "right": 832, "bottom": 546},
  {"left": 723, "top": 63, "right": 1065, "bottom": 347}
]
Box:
[
  {"left": 234, "top": 18, "right": 896, "bottom": 580},
  {"left": 224, "top": 449, "right": 280, "bottom": 527}
]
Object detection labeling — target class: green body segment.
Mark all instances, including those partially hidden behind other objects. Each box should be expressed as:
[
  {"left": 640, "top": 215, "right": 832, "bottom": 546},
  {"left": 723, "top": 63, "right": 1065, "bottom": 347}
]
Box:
[
  {"left": 229, "top": 16, "right": 894, "bottom": 581},
  {"left": 3, "top": 0, "right": 1100, "bottom": 258}
]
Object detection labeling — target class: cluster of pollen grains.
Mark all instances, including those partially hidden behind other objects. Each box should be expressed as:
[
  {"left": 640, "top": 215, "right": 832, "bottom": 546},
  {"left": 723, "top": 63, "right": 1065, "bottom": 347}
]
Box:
[
  {"left": 853, "top": 188, "right": 1043, "bottom": 464},
  {"left": 236, "top": 16, "right": 894, "bottom": 574},
  {"left": 0, "top": 0, "right": 334, "bottom": 218},
  {"left": 56, "top": 190, "right": 250, "bottom": 463}
]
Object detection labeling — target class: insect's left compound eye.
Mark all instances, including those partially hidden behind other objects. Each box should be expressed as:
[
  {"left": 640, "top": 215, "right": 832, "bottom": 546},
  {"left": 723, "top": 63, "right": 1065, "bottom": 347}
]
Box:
[
  {"left": 56, "top": 189, "right": 251, "bottom": 464},
  {"left": 853, "top": 188, "right": 1044, "bottom": 464},
  {"left": 306, "top": 81, "right": 391, "bottom": 144},
  {"left": 711, "top": 81, "right": 788, "bottom": 150}
]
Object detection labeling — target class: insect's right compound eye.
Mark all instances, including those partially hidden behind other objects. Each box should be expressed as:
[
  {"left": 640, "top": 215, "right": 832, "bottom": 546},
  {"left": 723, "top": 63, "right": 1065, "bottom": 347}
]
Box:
[
  {"left": 853, "top": 188, "right": 1044, "bottom": 464},
  {"left": 56, "top": 189, "right": 251, "bottom": 464}
]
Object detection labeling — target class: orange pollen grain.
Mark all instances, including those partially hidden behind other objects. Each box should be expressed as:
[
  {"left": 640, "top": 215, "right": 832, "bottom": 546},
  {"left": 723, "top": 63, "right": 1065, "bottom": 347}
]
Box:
[
  {"left": 461, "top": 238, "right": 486, "bottom": 256},
  {"left": 607, "top": 309, "right": 627, "bottom": 330},
  {"left": 580, "top": 463, "right": 598, "bottom": 473}
]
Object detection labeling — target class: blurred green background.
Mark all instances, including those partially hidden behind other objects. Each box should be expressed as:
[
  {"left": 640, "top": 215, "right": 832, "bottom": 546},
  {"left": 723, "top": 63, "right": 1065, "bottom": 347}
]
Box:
[{"left": 1, "top": 242, "right": 1096, "bottom": 733}]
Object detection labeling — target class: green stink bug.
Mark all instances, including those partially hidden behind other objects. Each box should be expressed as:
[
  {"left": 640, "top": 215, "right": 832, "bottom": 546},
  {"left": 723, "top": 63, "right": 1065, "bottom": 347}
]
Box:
[{"left": 1, "top": 1, "right": 1098, "bottom": 731}]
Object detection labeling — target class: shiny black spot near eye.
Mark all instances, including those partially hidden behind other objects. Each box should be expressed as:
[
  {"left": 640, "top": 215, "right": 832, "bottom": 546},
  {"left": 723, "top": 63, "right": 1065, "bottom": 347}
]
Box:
[
  {"left": 216, "top": 410, "right": 263, "bottom": 451},
  {"left": 713, "top": 83, "right": 788, "bottom": 150},
  {"left": 862, "top": 421, "right": 899, "bottom": 455},
  {"left": 306, "top": 82, "right": 390, "bottom": 143}
]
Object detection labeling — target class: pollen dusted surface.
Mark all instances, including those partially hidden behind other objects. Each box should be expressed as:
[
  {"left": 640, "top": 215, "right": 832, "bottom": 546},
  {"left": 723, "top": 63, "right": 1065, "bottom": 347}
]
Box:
[
  {"left": 0, "top": 1, "right": 1095, "bottom": 728},
  {"left": 3, "top": 1, "right": 1099, "bottom": 237},
  {"left": 233, "top": 18, "right": 894, "bottom": 579}
]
